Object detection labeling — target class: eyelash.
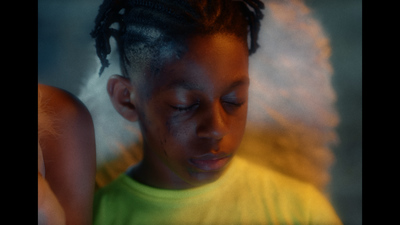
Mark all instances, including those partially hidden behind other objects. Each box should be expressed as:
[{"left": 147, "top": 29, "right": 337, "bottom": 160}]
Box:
[
  {"left": 171, "top": 99, "right": 200, "bottom": 112},
  {"left": 224, "top": 101, "right": 244, "bottom": 107},
  {"left": 172, "top": 104, "right": 199, "bottom": 112},
  {"left": 171, "top": 101, "right": 244, "bottom": 112}
]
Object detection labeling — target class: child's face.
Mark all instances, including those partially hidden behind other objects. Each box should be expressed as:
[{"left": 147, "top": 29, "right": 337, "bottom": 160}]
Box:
[{"left": 133, "top": 33, "right": 249, "bottom": 188}]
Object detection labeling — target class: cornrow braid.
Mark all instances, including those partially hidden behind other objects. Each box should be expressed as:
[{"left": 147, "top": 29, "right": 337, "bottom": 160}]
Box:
[
  {"left": 238, "top": 0, "right": 264, "bottom": 54},
  {"left": 91, "top": 0, "right": 264, "bottom": 76},
  {"left": 90, "top": 0, "right": 127, "bottom": 75}
]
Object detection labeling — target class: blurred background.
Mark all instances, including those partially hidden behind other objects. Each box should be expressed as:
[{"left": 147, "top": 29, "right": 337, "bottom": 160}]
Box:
[{"left": 38, "top": 0, "right": 361, "bottom": 224}]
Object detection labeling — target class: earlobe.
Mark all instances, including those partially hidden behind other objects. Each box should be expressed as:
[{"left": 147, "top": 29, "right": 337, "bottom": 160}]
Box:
[{"left": 107, "top": 75, "right": 139, "bottom": 122}]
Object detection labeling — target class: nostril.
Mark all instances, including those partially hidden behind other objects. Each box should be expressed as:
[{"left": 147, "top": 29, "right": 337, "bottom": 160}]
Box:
[
  {"left": 197, "top": 125, "right": 221, "bottom": 140},
  {"left": 196, "top": 104, "right": 229, "bottom": 140}
]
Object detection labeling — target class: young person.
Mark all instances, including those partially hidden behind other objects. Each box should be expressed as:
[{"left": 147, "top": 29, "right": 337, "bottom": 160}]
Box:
[
  {"left": 90, "top": 0, "right": 342, "bottom": 224},
  {"left": 38, "top": 84, "right": 96, "bottom": 225}
]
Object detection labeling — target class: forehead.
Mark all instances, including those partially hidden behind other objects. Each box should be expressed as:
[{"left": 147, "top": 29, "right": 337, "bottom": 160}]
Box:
[{"left": 143, "top": 33, "right": 249, "bottom": 95}]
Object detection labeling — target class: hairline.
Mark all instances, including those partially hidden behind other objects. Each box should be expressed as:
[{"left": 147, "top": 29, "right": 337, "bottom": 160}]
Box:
[{"left": 120, "top": 30, "right": 248, "bottom": 82}]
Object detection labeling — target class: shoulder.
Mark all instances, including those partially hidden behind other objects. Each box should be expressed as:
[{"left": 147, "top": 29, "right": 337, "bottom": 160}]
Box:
[
  {"left": 93, "top": 173, "right": 147, "bottom": 212},
  {"left": 38, "top": 84, "right": 96, "bottom": 225},
  {"left": 95, "top": 174, "right": 130, "bottom": 200},
  {"left": 38, "top": 83, "right": 95, "bottom": 164},
  {"left": 38, "top": 84, "right": 95, "bottom": 155},
  {"left": 38, "top": 83, "right": 95, "bottom": 172},
  {"left": 234, "top": 156, "right": 311, "bottom": 189},
  {"left": 38, "top": 84, "right": 93, "bottom": 128},
  {"left": 93, "top": 175, "right": 133, "bottom": 221},
  {"left": 231, "top": 157, "right": 314, "bottom": 205},
  {"left": 234, "top": 157, "right": 342, "bottom": 224}
]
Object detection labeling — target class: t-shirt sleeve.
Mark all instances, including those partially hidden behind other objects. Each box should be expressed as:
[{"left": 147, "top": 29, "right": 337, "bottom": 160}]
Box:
[
  {"left": 92, "top": 187, "right": 120, "bottom": 225},
  {"left": 307, "top": 186, "right": 343, "bottom": 225},
  {"left": 92, "top": 189, "right": 110, "bottom": 225}
]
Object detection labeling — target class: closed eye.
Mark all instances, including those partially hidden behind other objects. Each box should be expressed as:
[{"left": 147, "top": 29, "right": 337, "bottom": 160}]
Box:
[
  {"left": 224, "top": 101, "right": 244, "bottom": 106},
  {"left": 222, "top": 101, "right": 245, "bottom": 108},
  {"left": 171, "top": 102, "right": 200, "bottom": 112}
]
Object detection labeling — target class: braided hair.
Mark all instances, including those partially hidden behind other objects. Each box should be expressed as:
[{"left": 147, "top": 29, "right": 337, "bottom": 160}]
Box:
[{"left": 91, "top": 0, "right": 264, "bottom": 77}]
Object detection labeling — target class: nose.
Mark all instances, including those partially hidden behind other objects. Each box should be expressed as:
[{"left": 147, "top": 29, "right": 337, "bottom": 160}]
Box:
[{"left": 196, "top": 102, "right": 230, "bottom": 140}]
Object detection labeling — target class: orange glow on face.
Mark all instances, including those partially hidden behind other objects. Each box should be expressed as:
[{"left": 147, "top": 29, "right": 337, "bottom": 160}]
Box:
[{"left": 127, "top": 33, "right": 249, "bottom": 189}]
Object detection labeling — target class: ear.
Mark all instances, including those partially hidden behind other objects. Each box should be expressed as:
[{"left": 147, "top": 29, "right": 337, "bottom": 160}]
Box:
[{"left": 107, "top": 75, "right": 139, "bottom": 122}]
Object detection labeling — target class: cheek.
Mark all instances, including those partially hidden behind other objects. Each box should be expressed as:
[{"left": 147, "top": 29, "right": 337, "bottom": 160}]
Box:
[
  {"left": 225, "top": 105, "right": 248, "bottom": 146},
  {"left": 143, "top": 106, "right": 195, "bottom": 159},
  {"left": 237, "top": 105, "right": 248, "bottom": 133},
  {"left": 139, "top": 115, "right": 175, "bottom": 161},
  {"left": 164, "top": 116, "right": 196, "bottom": 150}
]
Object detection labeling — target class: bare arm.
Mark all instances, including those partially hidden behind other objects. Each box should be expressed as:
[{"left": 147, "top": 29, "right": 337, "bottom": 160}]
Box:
[{"left": 38, "top": 84, "right": 96, "bottom": 225}]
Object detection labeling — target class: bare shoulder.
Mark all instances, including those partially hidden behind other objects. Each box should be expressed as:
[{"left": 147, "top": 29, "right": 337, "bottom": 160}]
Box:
[
  {"left": 38, "top": 83, "right": 96, "bottom": 225},
  {"left": 38, "top": 83, "right": 93, "bottom": 127},
  {"left": 38, "top": 83, "right": 95, "bottom": 170}
]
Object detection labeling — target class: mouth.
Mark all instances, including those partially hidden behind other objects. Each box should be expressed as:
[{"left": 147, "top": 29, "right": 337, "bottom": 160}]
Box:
[{"left": 189, "top": 153, "right": 232, "bottom": 172}]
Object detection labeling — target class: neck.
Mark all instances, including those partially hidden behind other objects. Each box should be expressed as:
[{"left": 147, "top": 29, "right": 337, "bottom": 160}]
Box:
[{"left": 126, "top": 144, "right": 196, "bottom": 190}]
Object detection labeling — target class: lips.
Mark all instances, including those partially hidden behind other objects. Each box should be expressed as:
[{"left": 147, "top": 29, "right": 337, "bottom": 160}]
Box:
[{"left": 189, "top": 153, "right": 232, "bottom": 172}]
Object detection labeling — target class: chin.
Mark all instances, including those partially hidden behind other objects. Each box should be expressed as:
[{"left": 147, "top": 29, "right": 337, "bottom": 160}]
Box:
[{"left": 185, "top": 167, "right": 227, "bottom": 187}]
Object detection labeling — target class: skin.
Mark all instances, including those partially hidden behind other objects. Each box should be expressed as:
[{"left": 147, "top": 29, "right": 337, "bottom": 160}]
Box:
[
  {"left": 108, "top": 33, "right": 249, "bottom": 189},
  {"left": 38, "top": 84, "right": 96, "bottom": 225}
]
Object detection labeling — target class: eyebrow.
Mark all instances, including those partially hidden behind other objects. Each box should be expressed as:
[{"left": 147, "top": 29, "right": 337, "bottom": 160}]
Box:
[
  {"left": 228, "top": 77, "right": 250, "bottom": 90},
  {"left": 165, "top": 76, "right": 249, "bottom": 91},
  {"left": 165, "top": 78, "right": 203, "bottom": 91}
]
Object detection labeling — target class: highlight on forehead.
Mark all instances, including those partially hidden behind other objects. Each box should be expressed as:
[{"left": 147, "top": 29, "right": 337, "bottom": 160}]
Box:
[
  {"left": 120, "top": 25, "right": 188, "bottom": 79},
  {"left": 90, "top": 0, "right": 264, "bottom": 76}
]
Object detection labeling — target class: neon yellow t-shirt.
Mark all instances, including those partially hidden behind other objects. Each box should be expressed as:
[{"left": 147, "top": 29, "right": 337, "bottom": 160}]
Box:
[{"left": 93, "top": 156, "right": 342, "bottom": 225}]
